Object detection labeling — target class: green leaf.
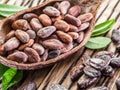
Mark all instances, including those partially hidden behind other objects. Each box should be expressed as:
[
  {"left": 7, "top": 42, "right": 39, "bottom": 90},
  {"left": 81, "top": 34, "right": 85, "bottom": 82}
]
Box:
[
  {"left": 0, "top": 64, "right": 9, "bottom": 77},
  {"left": 92, "top": 19, "right": 115, "bottom": 37},
  {"left": 85, "top": 37, "right": 111, "bottom": 49}
]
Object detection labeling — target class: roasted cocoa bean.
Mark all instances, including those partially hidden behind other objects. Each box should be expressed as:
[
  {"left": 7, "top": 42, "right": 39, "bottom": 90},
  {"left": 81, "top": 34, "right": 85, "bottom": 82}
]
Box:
[
  {"left": 76, "top": 31, "right": 84, "bottom": 43},
  {"left": 43, "top": 6, "right": 60, "bottom": 17},
  {"left": 23, "top": 13, "right": 38, "bottom": 21},
  {"left": 51, "top": 15, "right": 64, "bottom": 22},
  {"left": 12, "top": 19, "right": 31, "bottom": 30},
  {"left": 24, "top": 47, "right": 41, "bottom": 63},
  {"left": 5, "top": 30, "right": 15, "bottom": 40},
  {"left": 49, "top": 84, "right": 67, "bottom": 90},
  {"left": 68, "top": 5, "right": 81, "bottom": 17},
  {"left": 65, "top": 14, "right": 81, "bottom": 26},
  {"left": 78, "top": 13, "right": 93, "bottom": 23},
  {"left": 26, "top": 30, "right": 36, "bottom": 39},
  {"left": 117, "top": 44, "right": 120, "bottom": 53},
  {"left": 58, "top": 1, "right": 70, "bottom": 15},
  {"left": 4, "top": 37, "right": 20, "bottom": 51},
  {"left": 42, "top": 39, "right": 64, "bottom": 49},
  {"left": 54, "top": 20, "right": 70, "bottom": 32},
  {"left": 88, "top": 86, "right": 109, "bottom": 90},
  {"left": 39, "top": 14, "right": 52, "bottom": 26},
  {"left": 30, "top": 18, "right": 43, "bottom": 32},
  {"left": 7, "top": 51, "right": 28, "bottom": 63},
  {"left": 69, "top": 24, "right": 79, "bottom": 32},
  {"left": 32, "top": 43, "right": 45, "bottom": 55},
  {"left": 15, "top": 30, "right": 30, "bottom": 43},
  {"left": 102, "top": 66, "right": 114, "bottom": 77},
  {"left": 110, "top": 58, "right": 120, "bottom": 68},
  {"left": 56, "top": 31, "right": 73, "bottom": 43},
  {"left": 116, "top": 78, "right": 120, "bottom": 90},
  {"left": 78, "top": 22, "right": 90, "bottom": 31},
  {"left": 48, "top": 50, "right": 61, "bottom": 59},
  {"left": 112, "top": 29, "right": 120, "bottom": 43},
  {"left": 41, "top": 49, "right": 48, "bottom": 61},
  {"left": 68, "top": 32, "right": 79, "bottom": 39},
  {"left": 37, "top": 26, "right": 56, "bottom": 38}
]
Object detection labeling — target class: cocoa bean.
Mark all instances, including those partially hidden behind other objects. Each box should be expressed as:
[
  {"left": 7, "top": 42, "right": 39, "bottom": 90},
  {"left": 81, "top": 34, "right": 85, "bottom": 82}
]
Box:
[
  {"left": 15, "top": 30, "right": 30, "bottom": 43},
  {"left": 37, "top": 26, "right": 56, "bottom": 38},
  {"left": 68, "top": 32, "right": 79, "bottom": 39},
  {"left": 0, "top": 45, "right": 5, "bottom": 55},
  {"left": 76, "top": 32, "right": 84, "bottom": 43},
  {"left": 78, "top": 22, "right": 90, "bottom": 31},
  {"left": 5, "top": 30, "right": 15, "bottom": 40},
  {"left": 23, "top": 13, "right": 38, "bottom": 21},
  {"left": 48, "top": 50, "right": 61, "bottom": 59},
  {"left": 51, "top": 15, "right": 64, "bottom": 22},
  {"left": 69, "top": 24, "right": 79, "bottom": 32},
  {"left": 41, "top": 49, "right": 48, "bottom": 61},
  {"left": 54, "top": 2, "right": 60, "bottom": 8},
  {"left": 26, "top": 30, "right": 36, "bottom": 39},
  {"left": 110, "top": 58, "right": 120, "bottom": 68}
]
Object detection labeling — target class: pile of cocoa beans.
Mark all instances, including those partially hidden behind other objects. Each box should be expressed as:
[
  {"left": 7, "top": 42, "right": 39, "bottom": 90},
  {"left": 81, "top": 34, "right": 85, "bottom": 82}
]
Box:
[{"left": 0, "top": 1, "right": 93, "bottom": 63}]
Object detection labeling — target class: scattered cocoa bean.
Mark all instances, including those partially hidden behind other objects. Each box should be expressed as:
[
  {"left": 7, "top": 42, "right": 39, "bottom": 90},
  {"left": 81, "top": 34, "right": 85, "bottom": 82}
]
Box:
[
  {"left": 23, "top": 13, "right": 38, "bottom": 21},
  {"left": 26, "top": 30, "right": 36, "bottom": 39},
  {"left": 112, "top": 29, "right": 120, "bottom": 43},
  {"left": 102, "top": 66, "right": 114, "bottom": 77},
  {"left": 41, "top": 49, "right": 48, "bottom": 61},
  {"left": 76, "top": 31, "right": 84, "bottom": 43},
  {"left": 5, "top": 30, "right": 15, "bottom": 40},
  {"left": 49, "top": 84, "right": 68, "bottom": 90},
  {"left": 48, "top": 50, "right": 61, "bottom": 59},
  {"left": 51, "top": 15, "right": 64, "bottom": 22},
  {"left": 68, "top": 32, "right": 79, "bottom": 39},
  {"left": 110, "top": 58, "right": 120, "bottom": 68},
  {"left": 78, "top": 22, "right": 90, "bottom": 31},
  {"left": 69, "top": 24, "right": 79, "bottom": 32}
]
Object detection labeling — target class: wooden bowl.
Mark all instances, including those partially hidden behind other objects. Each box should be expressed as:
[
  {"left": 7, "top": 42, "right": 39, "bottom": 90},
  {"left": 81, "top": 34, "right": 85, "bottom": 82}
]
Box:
[{"left": 0, "top": 0, "right": 103, "bottom": 70}]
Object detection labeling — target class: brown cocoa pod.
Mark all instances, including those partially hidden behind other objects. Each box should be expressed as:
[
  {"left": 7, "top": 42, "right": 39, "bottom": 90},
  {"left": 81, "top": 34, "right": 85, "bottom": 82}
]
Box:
[
  {"left": 18, "top": 39, "right": 34, "bottom": 50},
  {"left": 23, "top": 13, "right": 38, "bottom": 21},
  {"left": 68, "top": 32, "right": 79, "bottom": 39},
  {"left": 26, "top": 30, "right": 36, "bottom": 39},
  {"left": 76, "top": 32, "right": 84, "bottom": 43},
  {"left": 32, "top": 43, "right": 45, "bottom": 55},
  {"left": 58, "top": 1, "right": 70, "bottom": 15},
  {"left": 7, "top": 51, "right": 28, "bottom": 63},
  {"left": 24, "top": 47, "right": 41, "bottom": 63},
  {"left": 65, "top": 14, "right": 81, "bottom": 26},
  {"left": 15, "top": 30, "right": 30, "bottom": 43},
  {"left": 56, "top": 31, "right": 73, "bottom": 43},
  {"left": 68, "top": 5, "right": 81, "bottom": 17},
  {"left": 69, "top": 24, "right": 79, "bottom": 32},
  {"left": 54, "top": 20, "right": 70, "bottom": 32},
  {"left": 4, "top": 37, "right": 20, "bottom": 51},
  {"left": 12, "top": 19, "right": 31, "bottom": 30},
  {"left": 5, "top": 30, "right": 15, "bottom": 40},
  {"left": 48, "top": 50, "right": 61, "bottom": 59},
  {"left": 37, "top": 26, "right": 56, "bottom": 38},
  {"left": 39, "top": 14, "right": 52, "bottom": 26},
  {"left": 78, "top": 22, "right": 90, "bottom": 31},
  {"left": 30, "top": 18, "right": 43, "bottom": 32},
  {"left": 51, "top": 15, "right": 64, "bottom": 22},
  {"left": 42, "top": 39, "right": 64, "bottom": 49},
  {"left": 78, "top": 13, "right": 93, "bottom": 23},
  {"left": 41, "top": 49, "right": 48, "bottom": 61},
  {"left": 43, "top": 6, "right": 60, "bottom": 17}
]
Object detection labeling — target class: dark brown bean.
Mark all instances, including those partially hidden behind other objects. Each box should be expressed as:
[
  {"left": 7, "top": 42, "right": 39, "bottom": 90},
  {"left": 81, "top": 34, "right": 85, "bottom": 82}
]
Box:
[
  {"left": 23, "top": 13, "right": 38, "bottom": 21},
  {"left": 110, "top": 58, "right": 120, "bottom": 68},
  {"left": 112, "top": 29, "right": 120, "bottom": 43},
  {"left": 26, "top": 30, "right": 36, "bottom": 39},
  {"left": 102, "top": 66, "right": 114, "bottom": 77},
  {"left": 48, "top": 50, "right": 61, "bottom": 59}
]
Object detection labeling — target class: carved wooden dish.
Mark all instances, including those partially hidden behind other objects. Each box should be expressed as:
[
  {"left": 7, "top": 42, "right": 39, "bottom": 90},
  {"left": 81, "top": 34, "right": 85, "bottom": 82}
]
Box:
[{"left": 0, "top": 0, "right": 103, "bottom": 70}]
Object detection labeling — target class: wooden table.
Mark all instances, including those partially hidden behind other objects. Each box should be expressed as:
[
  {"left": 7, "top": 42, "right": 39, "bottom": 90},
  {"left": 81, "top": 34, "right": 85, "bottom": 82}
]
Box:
[{"left": 0, "top": 0, "right": 120, "bottom": 90}]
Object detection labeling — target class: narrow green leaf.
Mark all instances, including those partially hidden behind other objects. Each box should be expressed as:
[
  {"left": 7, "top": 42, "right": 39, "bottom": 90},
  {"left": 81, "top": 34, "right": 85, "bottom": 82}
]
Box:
[
  {"left": 92, "top": 19, "right": 115, "bottom": 37},
  {"left": 0, "top": 11, "right": 15, "bottom": 17},
  {"left": 85, "top": 37, "right": 111, "bottom": 49},
  {"left": 0, "top": 64, "right": 9, "bottom": 77}
]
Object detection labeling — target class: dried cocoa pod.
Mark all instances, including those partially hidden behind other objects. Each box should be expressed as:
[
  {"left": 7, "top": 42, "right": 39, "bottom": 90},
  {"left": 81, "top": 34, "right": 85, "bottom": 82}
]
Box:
[
  {"left": 42, "top": 39, "right": 64, "bottom": 49},
  {"left": 18, "top": 39, "right": 34, "bottom": 50},
  {"left": 78, "top": 13, "right": 93, "bottom": 23},
  {"left": 32, "top": 43, "right": 45, "bottom": 55},
  {"left": 51, "top": 15, "right": 64, "bottom": 22},
  {"left": 12, "top": 19, "right": 31, "bottom": 30},
  {"left": 68, "top": 5, "right": 81, "bottom": 17},
  {"left": 7, "top": 51, "right": 28, "bottom": 63},
  {"left": 37, "top": 26, "right": 56, "bottom": 38},
  {"left": 26, "top": 30, "right": 36, "bottom": 39},
  {"left": 76, "top": 32, "right": 84, "bottom": 43},
  {"left": 24, "top": 47, "right": 41, "bottom": 63},
  {"left": 23, "top": 13, "right": 38, "bottom": 21},
  {"left": 58, "top": 1, "right": 70, "bottom": 15},
  {"left": 48, "top": 50, "right": 61, "bottom": 59},
  {"left": 68, "top": 32, "right": 79, "bottom": 39},
  {"left": 43, "top": 6, "right": 60, "bottom": 17},
  {"left": 5, "top": 30, "right": 15, "bottom": 40},
  {"left": 65, "top": 14, "right": 81, "bottom": 26},
  {"left": 56, "top": 31, "right": 73, "bottom": 43},
  {"left": 54, "top": 20, "right": 70, "bottom": 32},
  {"left": 30, "top": 18, "right": 43, "bottom": 32},
  {"left": 39, "top": 14, "right": 52, "bottom": 26},
  {"left": 69, "top": 24, "right": 79, "bottom": 32},
  {"left": 4, "top": 37, "right": 20, "bottom": 51},
  {"left": 41, "top": 49, "right": 48, "bottom": 61},
  {"left": 15, "top": 30, "right": 30, "bottom": 43},
  {"left": 78, "top": 22, "right": 90, "bottom": 31}
]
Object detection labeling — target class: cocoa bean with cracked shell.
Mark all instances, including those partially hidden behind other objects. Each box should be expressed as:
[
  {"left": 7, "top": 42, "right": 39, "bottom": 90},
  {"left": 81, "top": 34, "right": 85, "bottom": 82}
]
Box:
[
  {"left": 65, "top": 14, "right": 81, "bottom": 27},
  {"left": 78, "top": 13, "right": 93, "bottom": 23},
  {"left": 37, "top": 26, "right": 56, "bottom": 38},
  {"left": 78, "top": 22, "right": 90, "bottom": 31},
  {"left": 7, "top": 51, "right": 28, "bottom": 63},
  {"left": 15, "top": 30, "right": 30, "bottom": 43},
  {"left": 42, "top": 39, "right": 64, "bottom": 50},
  {"left": 68, "top": 5, "right": 81, "bottom": 17},
  {"left": 69, "top": 24, "right": 79, "bottom": 32},
  {"left": 48, "top": 50, "right": 61, "bottom": 59},
  {"left": 56, "top": 31, "right": 73, "bottom": 43},
  {"left": 30, "top": 18, "right": 43, "bottom": 32},
  {"left": 76, "top": 31, "right": 84, "bottom": 43},
  {"left": 51, "top": 15, "right": 64, "bottom": 23},
  {"left": 68, "top": 32, "right": 79, "bottom": 39},
  {"left": 18, "top": 39, "right": 34, "bottom": 50},
  {"left": 58, "top": 1, "right": 70, "bottom": 15},
  {"left": 39, "top": 14, "right": 52, "bottom": 26},
  {"left": 41, "top": 49, "right": 48, "bottom": 61},
  {"left": 26, "top": 30, "right": 36, "bottom": 39},
  {"left": 54, "top": 20, "right": 70, "bottom": 32},
  {"left": 12, "top": 19, "right": 31, "bottom": 30},
  {"left": 43, "top": 6, "right": 60, "bottom": 17},
  {"left": 32, "top": 43, "right": 45, "bottom": 55},
  {"left": 5, "top": 30, "right": 15, "bottom": 40},
  {"left": 23, "top": 13, "right": 38, "bottom": 21},
  {"left": 24, "top": 47, "right": 41, "bottom": 63},
  {"left": 4, "top": 37, "right": 20, "bottom": 51}
]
